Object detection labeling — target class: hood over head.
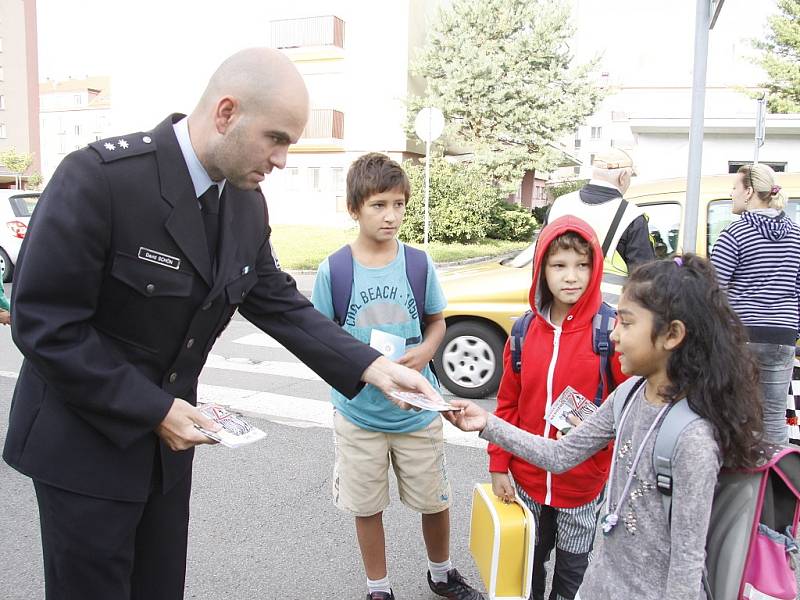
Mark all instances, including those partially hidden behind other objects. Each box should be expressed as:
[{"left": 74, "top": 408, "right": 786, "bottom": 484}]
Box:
[{"left": 530, "top": 215, "right": 604, "bottom": 325}]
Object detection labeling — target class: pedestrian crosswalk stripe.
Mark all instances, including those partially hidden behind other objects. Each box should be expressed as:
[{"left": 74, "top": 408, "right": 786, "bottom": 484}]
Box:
[
  {"left": 232, "top": 333, "right": 283, "bottom": 348},
  {"left": 204, "top": 353, "right": 322, "bottom": 381}
]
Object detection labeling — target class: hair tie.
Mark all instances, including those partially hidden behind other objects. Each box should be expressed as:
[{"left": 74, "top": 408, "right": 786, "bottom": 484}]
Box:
[
  {"left": 673, "top": 256, "right": 683, "bottom": 267},
  {"left": 771, "top": 185, "right": 781, "bottom": 195}
]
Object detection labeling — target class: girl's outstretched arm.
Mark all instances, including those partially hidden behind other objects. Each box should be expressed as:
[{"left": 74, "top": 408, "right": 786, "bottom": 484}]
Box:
[
  {"left": 664, "top": 420, "right": 721, "bottom": 600},
  {"left": 450, "top": 391, "right": 617, "bottom": 473}
]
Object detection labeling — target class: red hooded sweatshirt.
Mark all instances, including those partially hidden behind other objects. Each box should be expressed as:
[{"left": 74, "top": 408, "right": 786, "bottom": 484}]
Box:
[{"left": 488, "top": 215, "right": 626, "bottom": 508}]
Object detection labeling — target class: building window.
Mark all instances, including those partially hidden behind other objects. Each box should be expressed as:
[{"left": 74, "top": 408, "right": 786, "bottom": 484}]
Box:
[
  {"left": 0, "top": 123, "right": 6, "bottom": 138},
  {"left": 287, "top": 167, "right": 300, "bottom": 191},
  {"left": 331, "top": 167, "right": 345, "bottom": 194},
  {"left": 0, "top": 95, "right": 5, "bottom": 110},
  {"left": 74, "top": 94, "right": 82, "bottom": 105},
  {"left": 589, "top": 153, "right": 596, "bottom": 166},
  {"left": 95, "top": 135, "right": 101, "bottom": 141},
  {"left": 574, "top": 131, "right": 581, "bottom": 150},
  {"left": 309, "top": 167, "right": 321, "bottom": 192},
  {"left": 573, "top": 165, "right": 581, "bottom": 175},
  {"left": 74, "top": 124, "right": 81, "bottom": 136},
  {"left": 591, "top": 126, "right": 602, "bottom": 140}
]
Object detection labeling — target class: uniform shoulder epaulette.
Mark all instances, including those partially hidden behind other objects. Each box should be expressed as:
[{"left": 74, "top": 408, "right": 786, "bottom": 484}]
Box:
[{"left": 88, "top": 133, "right": 157, "bottom": 163}]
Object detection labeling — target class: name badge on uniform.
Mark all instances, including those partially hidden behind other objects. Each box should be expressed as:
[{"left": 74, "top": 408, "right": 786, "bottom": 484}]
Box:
[{"left": 138, "top": 247, "right": 181, "bottom": 270}]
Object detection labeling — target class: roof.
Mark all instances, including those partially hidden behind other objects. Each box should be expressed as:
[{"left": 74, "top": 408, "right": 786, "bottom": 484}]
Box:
[{"left": 39, "top": 76, "right": 111, "bottom": 110}]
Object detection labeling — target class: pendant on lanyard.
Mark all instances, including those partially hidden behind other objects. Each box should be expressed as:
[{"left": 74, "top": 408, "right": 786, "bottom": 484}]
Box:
[{"left": 601, "top": 397, "right": 671, "bottom": 536}]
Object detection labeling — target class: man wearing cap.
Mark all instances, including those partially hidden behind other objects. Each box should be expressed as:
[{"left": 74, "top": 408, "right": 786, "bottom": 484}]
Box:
[{"left": 547, "top": 148, "right": 654, "bottom": 272}]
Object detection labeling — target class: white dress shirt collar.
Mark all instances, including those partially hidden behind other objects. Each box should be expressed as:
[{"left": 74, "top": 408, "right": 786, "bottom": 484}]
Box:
[{"left": 173, "top": 117, "right": 225, "bottom": 197}]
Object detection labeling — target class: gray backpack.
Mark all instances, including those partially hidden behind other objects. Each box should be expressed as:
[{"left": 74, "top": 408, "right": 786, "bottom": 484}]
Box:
[{"left": 612, "top": 376, "right": 800, "bottom": 600}]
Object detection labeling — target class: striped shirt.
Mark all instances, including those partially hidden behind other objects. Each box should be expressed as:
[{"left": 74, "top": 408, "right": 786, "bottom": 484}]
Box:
[{"left": 710, "top": 210, "right": 800, "bottom": 344}]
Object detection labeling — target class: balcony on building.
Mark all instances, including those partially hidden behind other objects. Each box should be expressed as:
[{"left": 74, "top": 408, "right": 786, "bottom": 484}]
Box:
[
  {"left": 270, "top": 15, "right": 345, "bottom": 62},
  {"left": 292, "top": 108, "right": 345, "bottom": 153}
]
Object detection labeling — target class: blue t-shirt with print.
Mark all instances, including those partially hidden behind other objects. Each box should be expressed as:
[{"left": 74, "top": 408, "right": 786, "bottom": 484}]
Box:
[{"left": 312, "top": 241, "right": 447, "bottom": 433}]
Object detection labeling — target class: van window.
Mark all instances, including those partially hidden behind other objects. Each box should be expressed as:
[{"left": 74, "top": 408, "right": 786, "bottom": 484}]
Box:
[
  {"left": 707, "top": 198, "right": 800, "bottom": 254},
  {"left": 640, "top": 202, "right": 681, "bottom": 259}
]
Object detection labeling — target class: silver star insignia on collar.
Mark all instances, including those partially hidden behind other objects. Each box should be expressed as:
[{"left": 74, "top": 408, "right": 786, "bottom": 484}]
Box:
[
  {"left": 117, "top": 139, "right": 129, "bottom": 149},
  {"left": 104, "top": 142, "right": 116, "bottom": 151}
]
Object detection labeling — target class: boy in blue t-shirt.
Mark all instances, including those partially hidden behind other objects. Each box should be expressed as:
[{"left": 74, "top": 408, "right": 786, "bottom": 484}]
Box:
[{"left": 312, "top": 153, "right": 483, "bottom": 600}]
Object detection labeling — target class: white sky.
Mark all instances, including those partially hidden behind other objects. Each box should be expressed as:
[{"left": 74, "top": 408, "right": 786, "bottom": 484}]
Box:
[{"left": 35, "top": 0, "right": 779, "bottom": 130}]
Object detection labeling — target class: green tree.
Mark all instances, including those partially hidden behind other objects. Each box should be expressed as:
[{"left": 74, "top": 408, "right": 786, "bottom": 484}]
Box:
[
  {"left": 0, "top": 148, "right": 33, "bottom": 175},
  {"left": 752, "top": 0, "right": 800, "bottom": 113},
  {"left": 408, "top": 0, "right": 604, "bottom": 189},
  {"left": 400, "top": 159, "right": 501, "bottom": 243}
]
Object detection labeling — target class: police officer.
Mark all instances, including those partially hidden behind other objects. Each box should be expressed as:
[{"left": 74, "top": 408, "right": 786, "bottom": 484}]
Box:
[{"left": 3, "top": 48, "right": 438, "bottom": 600}]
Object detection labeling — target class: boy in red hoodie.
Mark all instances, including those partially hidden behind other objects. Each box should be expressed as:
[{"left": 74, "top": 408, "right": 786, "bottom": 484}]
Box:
[{"left": 488, "top": 215, "right": 625, "bottom": 600}]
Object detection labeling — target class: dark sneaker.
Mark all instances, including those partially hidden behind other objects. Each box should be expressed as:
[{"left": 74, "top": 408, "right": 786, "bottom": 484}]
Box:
[
  {"left": 427, "top": 569, "right": 484, "bottom": 599},
  {"left": 366, "top": 591, "right": 395, "bottom": 600}
]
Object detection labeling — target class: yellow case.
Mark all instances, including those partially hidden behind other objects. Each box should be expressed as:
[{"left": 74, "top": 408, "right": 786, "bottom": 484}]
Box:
[{"left": 469, "top": 483, "right": 535, "bottom": 600}]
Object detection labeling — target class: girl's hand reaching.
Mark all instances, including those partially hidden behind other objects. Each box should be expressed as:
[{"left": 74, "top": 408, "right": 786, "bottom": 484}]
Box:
[
  {"left": 491, "top": 472, "right": 516, "bottom": 504},
  {"left": 443, "top": 400, "right": 488, "bottom": 431}
]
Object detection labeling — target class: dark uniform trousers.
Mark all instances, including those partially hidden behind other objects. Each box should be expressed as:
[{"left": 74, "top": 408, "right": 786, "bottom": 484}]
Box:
[
  {"left": 3, "top": 114, "right": 380, "bottom": 599},
  {"left": 34, "top": 468, "right": 192, "bottom": 600}
]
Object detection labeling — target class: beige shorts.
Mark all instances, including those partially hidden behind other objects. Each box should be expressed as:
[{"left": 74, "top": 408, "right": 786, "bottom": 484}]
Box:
[{"left": 332, "top": 411, "right": 451, "bottom": 517}]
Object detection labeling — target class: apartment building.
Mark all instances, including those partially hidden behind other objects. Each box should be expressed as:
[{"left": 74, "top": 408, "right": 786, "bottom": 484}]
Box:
[
  {"left": 0, "top": 0, "right": 39, "bottom": 187},
  {"left": 39, "top": 76, "right": 111, "bottom": 181}
]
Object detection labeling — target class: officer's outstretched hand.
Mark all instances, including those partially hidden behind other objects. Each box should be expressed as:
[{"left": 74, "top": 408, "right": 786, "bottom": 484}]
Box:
[
  {"left": 156, "top": 398, "right": 222, "bottom": 451},
  {"left": 362, "top": 355, "right": 439, "bottom": 410}
]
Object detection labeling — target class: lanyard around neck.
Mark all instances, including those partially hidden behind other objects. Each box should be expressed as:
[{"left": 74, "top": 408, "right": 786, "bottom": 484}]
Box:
[{"left": 601, "top": 388, "right": 671, "bottom": 535}]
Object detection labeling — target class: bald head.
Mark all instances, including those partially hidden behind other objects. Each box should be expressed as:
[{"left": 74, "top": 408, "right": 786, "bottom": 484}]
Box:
[
  {"left": 197, "top": 48, "right": 308, "bottom": 115},
  {"left": 188, "top": 48, "right": 310, "bottom": 189}
]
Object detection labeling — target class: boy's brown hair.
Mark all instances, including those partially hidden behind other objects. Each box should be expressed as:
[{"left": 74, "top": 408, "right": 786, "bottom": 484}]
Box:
[
  {"left": 346, "top": 152, "right": 410, "bottom": 214},
  {"left": 543, "top": 231, "right": 593, "bottom": 262}
]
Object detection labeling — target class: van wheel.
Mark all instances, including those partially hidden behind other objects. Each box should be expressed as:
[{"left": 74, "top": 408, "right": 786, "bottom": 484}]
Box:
[
  {"left": 434, "top": 321, "right": 506, "bottom": 399},
  {"left": 0, "top": 247, "right": 12, "bottom": 283}
]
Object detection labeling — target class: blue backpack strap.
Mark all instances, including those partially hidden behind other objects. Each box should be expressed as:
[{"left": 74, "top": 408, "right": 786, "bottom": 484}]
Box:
[
  {"left": 403, "top": 244, "right": 428, "bottom": 323},
  {"left": 510, "top": 311, "right": 535, "bottom": 374},
  {"left": 328, "top": 244, "right": 354, "bottom": 326},
  {"left": 592, "top": 301, "right": 618, "bottom": 406}
]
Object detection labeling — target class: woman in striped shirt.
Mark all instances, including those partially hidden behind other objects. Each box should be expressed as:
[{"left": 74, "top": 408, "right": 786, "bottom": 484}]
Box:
[{"left": 711, "top": 163, "right": 800, "bottom": 445}]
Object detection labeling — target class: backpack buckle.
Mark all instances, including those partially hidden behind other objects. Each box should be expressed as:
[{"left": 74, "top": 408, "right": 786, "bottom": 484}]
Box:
[
  {"left": 656, "top": 474, "right": 673, "bottom": 495},
  {"left": 597, "top": 341, "right": 610, "bottom": 353}
]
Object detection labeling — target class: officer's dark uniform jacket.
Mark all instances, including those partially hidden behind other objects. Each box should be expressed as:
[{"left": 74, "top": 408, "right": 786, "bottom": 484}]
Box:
[{"left": 3, "top": 114, "right": 380, "bottom": 502}]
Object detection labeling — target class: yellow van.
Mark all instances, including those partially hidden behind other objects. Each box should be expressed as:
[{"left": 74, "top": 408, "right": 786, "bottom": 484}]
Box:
[{"left": 435, "top": 173, "right": 800, "bottom": 399}]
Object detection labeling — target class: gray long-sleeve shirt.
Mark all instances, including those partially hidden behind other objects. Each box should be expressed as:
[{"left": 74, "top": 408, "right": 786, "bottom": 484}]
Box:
[{"left": 480, "top": 384, "right": 720, "bottom": 600}]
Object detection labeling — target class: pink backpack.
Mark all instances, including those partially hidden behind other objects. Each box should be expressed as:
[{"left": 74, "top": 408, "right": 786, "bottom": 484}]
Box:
[{"left": 707, "top": 446, "right": 800, "bottom": 600}]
